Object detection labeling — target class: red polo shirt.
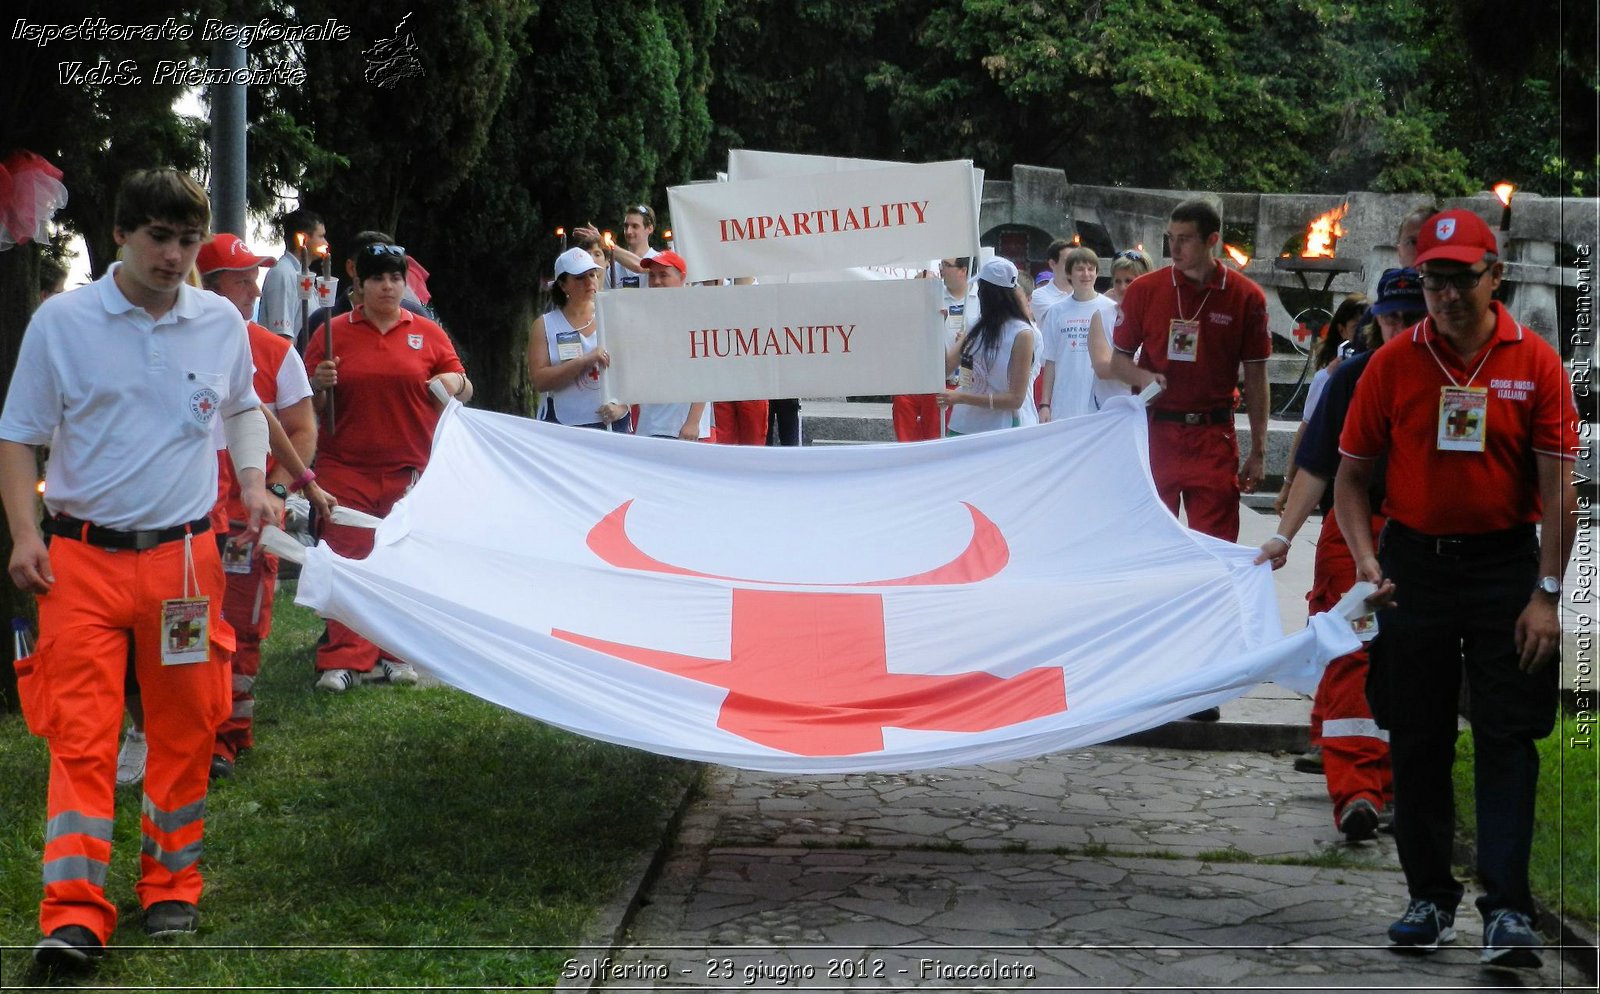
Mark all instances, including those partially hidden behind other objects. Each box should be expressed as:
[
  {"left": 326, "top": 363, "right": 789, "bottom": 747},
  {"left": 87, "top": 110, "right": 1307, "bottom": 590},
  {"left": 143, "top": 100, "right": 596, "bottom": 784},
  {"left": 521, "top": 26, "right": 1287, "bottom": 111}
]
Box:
[
  {"left": 1339, "top": 302, "right": 1576, "bottom": 535},
  {"left": 1112, "top": 262, "right": 1271, "bottom": 412},
  {"left": 305, "top": 306, "right": 465, "bottom": 474}
]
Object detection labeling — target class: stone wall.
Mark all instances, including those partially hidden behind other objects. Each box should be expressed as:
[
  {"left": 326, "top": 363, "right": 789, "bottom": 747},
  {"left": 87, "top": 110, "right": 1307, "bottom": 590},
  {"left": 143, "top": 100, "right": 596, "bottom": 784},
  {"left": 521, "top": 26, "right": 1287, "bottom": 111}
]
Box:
[{"left": 980, "top": 165, "right": 1595, "bottom": 350}]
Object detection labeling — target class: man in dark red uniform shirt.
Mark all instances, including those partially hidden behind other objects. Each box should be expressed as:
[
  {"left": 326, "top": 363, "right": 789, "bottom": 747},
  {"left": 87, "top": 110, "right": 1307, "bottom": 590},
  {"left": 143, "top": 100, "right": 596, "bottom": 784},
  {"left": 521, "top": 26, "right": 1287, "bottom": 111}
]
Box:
[
  {"left": 1109, "top": 199, "right": 1271, "bottom": 544},
  {"left": 1336, "top": 208, "right": 1577, "bottom": 970}
]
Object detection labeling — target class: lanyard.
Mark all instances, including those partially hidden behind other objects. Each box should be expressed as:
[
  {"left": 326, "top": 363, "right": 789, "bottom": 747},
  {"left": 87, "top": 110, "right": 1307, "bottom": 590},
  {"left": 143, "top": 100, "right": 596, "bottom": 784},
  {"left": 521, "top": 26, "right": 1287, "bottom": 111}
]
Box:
[
  {"left": 1421, "top": 318, "right": 1495, "bottom": 388},
  {"left": 1172, "top": 269, "right": 1214, "bottom": 323}
]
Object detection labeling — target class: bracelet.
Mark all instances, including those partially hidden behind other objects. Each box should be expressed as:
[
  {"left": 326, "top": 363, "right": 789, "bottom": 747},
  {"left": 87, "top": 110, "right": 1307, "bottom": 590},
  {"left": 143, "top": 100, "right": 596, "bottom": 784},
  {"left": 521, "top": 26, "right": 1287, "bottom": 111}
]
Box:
[
  {"left": 453, "top": 375, "right": 468, "bottom": 398},
  {"left": 1269, "top": 533, "right": 1292, "bottom": 547},
  {"left": 288, "top": 467, "right": 317, "bottom": 493},
  {"left": 1039, "top": 403, "right": 1051, "bottom": 409}
]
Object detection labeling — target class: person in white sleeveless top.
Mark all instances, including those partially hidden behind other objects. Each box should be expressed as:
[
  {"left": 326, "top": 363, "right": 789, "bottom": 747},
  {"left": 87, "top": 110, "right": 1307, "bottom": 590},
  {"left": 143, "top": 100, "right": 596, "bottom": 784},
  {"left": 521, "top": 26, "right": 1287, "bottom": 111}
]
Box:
[
  {"left": 528, "top": 248, "right": 630, "bottom": 432},
  {"left": 936, "top": 258, "right": 1041, "bottom": 435}
]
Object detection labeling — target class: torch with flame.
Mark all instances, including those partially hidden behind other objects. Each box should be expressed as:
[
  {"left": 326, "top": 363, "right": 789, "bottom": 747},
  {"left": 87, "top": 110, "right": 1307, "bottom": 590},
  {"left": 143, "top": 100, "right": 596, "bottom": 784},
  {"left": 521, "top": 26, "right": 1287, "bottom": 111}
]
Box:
[
  {"left": 1302, "top": 203, "right": 1350, "bottom": 258},
  {"left": 555, "top": 226, "right": 567, "bottom": 251},
  {"left": 1223, "top": 244, "right": 1250, "bottom": 268},
  {"left": 1493, "top": 182, "right": 1516, "bottom": 231}
]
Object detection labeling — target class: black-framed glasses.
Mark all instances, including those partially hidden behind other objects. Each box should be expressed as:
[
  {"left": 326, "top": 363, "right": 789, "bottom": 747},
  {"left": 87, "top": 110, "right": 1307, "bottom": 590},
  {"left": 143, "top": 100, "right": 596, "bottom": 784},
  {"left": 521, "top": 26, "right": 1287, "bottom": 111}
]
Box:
[
  {"left": 1418, "top": 266, "right": 1489, "bottom": 292},
  {"left": 363, "top": 243, "right": 406, "bottom": 257}
]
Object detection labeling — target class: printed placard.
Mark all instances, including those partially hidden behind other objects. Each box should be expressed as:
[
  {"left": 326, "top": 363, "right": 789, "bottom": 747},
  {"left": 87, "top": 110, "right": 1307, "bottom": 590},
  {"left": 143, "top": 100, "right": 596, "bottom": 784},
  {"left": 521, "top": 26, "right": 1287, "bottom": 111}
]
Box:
[
  {"left": 599, "top": 278, "right": 946, "bottom": 404},
  {"left": 669, "top": 159, "right": 980, "bottom": 282}
]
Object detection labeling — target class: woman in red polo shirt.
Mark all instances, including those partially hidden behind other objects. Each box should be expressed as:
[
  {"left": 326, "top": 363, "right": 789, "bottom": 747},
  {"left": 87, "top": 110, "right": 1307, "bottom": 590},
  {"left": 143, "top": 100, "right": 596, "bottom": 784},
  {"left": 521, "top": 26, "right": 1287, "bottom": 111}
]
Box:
[{"left": 305, "top": 242, "right": 470, "bottom": 692}]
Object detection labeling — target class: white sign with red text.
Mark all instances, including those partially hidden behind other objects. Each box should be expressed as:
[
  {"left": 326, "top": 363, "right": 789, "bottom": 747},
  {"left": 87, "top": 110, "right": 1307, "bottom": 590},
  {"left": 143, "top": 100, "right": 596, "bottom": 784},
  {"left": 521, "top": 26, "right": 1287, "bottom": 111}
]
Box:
[
  {"left": 598, "top": 278, "right": 946, "bottom": 404},
  {"left": 668, "top": 159, "right": 980, "bottom": 282}
]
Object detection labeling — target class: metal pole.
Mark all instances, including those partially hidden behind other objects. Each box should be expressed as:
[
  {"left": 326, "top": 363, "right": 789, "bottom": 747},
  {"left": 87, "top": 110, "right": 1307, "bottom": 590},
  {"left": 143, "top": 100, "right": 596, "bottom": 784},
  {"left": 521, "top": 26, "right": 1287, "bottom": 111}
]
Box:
[{"left": 209, "top": 39, "right": 247, "bottom": 236}]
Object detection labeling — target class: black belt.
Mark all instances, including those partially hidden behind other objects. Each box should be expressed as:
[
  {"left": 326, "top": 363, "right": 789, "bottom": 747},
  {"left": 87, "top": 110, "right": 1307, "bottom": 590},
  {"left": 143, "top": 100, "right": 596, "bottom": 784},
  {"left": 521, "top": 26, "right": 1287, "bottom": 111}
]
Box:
[
  {"left": 44, "top": 514, "right": 210, "bottom": 550},
  {"left": 1383, "top": 520, "right": 1536, "bottom": 558},
  {"left": 1151, "top": 407, "right": 1232, "bottom": 426}
]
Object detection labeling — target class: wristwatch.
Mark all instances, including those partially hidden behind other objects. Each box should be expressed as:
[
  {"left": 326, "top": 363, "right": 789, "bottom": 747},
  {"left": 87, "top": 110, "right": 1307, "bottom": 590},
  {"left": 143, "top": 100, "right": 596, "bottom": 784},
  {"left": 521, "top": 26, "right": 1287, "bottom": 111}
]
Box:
[
  {"left": 267, "top": 483, "right": 290, "bottom": 501},
  {"left": 1537, "top": 575, "right": 1561, "bottom": 598}
]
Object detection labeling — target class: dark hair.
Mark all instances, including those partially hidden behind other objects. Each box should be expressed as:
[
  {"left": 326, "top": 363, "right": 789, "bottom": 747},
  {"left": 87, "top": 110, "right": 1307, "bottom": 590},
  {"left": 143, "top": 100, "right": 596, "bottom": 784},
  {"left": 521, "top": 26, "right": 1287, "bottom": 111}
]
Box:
[
  {"left": 963, "top": 279, "right": 1030, "bottom": 368},
  {"left": 355, "top": 242, "right": 407, "bottom": 282},
  {"left": 345, "top": 230, "right": 396, "bottom": 263},
  {"left": 1044, "top": 239, "right": 1072, "bottom": 264},
  {"left": 114, "top": 168, "right": 209, "bottom": 233},
  {"left": 38, "top": 258, "right": 67, "bottom": 296},
  {"left": 551, "top": 273, "right": 590, "bottom": 308},
  {"left": 1316, "top": 294, "right": 1369, "bottom": 368},
  {"left": 277, "top": 207, "right": 323, "bottom": 244},
  {"left": 1170, "top": 199, "right": 1221, "bottom": 239},
  {"left": 1063, "top": 246, "right": 1099, "bottom": 272}
]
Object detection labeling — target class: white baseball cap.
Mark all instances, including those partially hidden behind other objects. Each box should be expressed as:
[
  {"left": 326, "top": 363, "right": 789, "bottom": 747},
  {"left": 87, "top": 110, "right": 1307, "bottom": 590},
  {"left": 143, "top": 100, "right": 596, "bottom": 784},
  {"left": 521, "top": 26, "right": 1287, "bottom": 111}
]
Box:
[
  {"left": 977, "top": 257, "right": 1018, "bottom": 288},
  {"left": 554, "top": 246, "right": 601, "bottom": 279}
]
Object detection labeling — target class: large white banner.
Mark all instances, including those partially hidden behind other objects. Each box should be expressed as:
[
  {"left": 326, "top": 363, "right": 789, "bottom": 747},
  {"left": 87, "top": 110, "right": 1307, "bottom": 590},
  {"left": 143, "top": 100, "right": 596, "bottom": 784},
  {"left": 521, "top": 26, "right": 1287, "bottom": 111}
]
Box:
[
  {"left": 599, "top": 278, "right": 947, "bottom": 404},
  {"left": 294, "top": 399, "right": 1360, "bottom": 773},
  {"left": 668, "top": 159, "right": 980, "bottom": 282}
]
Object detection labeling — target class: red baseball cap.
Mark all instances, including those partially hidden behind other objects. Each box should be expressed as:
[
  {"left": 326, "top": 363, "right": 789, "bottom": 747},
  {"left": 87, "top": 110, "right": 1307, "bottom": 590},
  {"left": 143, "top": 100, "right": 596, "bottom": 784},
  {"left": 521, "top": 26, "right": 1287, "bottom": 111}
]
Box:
[
  {"left": 196, "top": 233, "right": 276, "bottom": 275},
  {"left": 1413, "top": 209, "right": 1498, "bottom": 266},
  {"left": 640, "top": 250, "right": 687, "bottom": 276}
]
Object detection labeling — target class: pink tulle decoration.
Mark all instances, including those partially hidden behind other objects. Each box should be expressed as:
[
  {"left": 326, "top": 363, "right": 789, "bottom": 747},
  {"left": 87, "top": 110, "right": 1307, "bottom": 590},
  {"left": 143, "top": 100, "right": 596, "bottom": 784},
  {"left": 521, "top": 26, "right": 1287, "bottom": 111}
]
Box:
[{"left": 0, "top": 151, "right": 68, "bottom": 251}]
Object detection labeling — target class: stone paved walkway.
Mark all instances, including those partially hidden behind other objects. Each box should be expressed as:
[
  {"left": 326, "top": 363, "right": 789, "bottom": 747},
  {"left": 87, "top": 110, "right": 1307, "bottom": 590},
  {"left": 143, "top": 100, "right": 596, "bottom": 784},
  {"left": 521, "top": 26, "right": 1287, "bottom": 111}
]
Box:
[{"left": 589, "top": 746, "right": 1575, "bottom": 991}]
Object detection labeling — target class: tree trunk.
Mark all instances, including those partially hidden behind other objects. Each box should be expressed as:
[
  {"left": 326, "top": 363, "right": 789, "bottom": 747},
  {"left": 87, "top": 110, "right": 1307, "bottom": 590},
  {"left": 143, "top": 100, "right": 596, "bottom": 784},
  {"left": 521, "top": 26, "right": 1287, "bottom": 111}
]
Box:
[{"left": 0, "top": 245, "right": 40, "bottom": 713}]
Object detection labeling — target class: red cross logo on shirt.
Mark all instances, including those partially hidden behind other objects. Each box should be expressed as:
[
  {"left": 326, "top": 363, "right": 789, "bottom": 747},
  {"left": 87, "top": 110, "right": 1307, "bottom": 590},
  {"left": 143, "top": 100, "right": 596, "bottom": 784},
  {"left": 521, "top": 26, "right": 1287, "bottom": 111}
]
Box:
[{"left": 554, "top": 501, "right": 1068, "bottom": 755}]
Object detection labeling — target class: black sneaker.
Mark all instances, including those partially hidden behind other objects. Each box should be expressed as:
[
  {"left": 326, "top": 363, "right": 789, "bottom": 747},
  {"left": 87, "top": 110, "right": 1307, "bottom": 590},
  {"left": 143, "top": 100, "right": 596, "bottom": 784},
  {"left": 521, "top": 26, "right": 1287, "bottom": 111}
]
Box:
[
  {"left": 144, "top": 900, "right": 200, "bottom": 937},
  {"left": 1481, "top": 909, "right": 1542, "bottom": 970},
  {"left": 1187, "top": 707, "right": 1221, "bottom": 722},
  {"left": 33, "top": 924, "right": 104, "bottom": 970},
  {"left": 1388, "top": 898, "right": 1456, "bottom": 952},
  {"left": 210, "top": 755, "right": 234, "bottom": 781},
  {"left": 1293, "top": 745, "right": 1324, "bottom": 774},
  {"left": 1339, "top": 797, "right": 1379, "bottom": 841}
]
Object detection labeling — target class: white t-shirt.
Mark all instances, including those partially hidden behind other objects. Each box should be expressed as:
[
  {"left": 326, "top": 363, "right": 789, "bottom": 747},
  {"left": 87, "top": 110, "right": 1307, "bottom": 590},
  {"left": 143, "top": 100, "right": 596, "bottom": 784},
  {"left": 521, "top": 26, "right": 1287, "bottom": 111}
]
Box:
[
  {"left": 1040, "top": 293, "right": 1122, "bottom": 419},
  {"left": 1030, "top": 281, "right": 1069, "bottom": 323},
  {"left": 609, "top": 247, "right": 657, "bottom": 290},
  {"left": 948, "top": 318, "right": 1041, "bottom": 435},
  {"left": 636, "top": 401, "right": 711, "bottom": 439},
  {"left": 0, "top": 265, "right": 260, "bottom": 530},
  {"left": 1302, "top": 367, "right": 1332, "bottom": 425},
  {"left": 257, "top": 251, "right": 301, "bottom": 339}
]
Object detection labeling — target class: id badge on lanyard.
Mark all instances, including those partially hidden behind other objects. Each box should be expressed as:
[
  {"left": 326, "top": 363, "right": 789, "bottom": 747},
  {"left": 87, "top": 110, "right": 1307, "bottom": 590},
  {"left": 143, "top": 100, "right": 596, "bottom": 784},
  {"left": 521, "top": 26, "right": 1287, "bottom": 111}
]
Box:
[
  {"left": 161, "top": 532, "right": 209, "bottom": 665},
  {"left": 555, "top": 330, "right": 583, "bottom": 363},
  {"left": 1167, "top": 318, "right": 1200, "bottom": 362},
  {"left": 1437, "top": 385, "right": 1488, "bottom": 452},
  {"left": 958, "top": 357, "right": 975, "bottom": 391},
  {"left": 221, "top": 535, "right": 253, "bottom": 575}
]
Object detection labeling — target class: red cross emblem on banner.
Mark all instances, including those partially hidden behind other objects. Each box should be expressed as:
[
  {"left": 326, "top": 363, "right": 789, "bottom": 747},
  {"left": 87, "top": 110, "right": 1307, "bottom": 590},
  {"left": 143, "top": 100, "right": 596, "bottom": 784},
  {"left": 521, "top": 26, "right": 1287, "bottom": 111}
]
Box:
[{"left": 554, "top": 501, "right": 1068, "bottom": 755}]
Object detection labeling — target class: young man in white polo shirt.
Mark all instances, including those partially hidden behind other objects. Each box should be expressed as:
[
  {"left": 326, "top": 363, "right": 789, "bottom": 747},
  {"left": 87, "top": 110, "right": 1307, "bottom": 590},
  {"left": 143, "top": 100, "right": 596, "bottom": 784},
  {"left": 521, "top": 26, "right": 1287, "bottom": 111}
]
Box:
[{"left": 0, "top": 169, "right": 273, "bottom": 969}]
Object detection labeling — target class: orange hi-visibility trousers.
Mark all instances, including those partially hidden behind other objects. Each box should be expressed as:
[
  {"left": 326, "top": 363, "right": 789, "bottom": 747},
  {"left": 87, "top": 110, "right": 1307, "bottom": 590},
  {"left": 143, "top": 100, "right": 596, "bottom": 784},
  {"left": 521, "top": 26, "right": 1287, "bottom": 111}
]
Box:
[
  {"left": 25, "top": 532, "right": 232, "bottom": 943},
  {"left": 312, "top": 462, "right": 414, "bottom": 673}
]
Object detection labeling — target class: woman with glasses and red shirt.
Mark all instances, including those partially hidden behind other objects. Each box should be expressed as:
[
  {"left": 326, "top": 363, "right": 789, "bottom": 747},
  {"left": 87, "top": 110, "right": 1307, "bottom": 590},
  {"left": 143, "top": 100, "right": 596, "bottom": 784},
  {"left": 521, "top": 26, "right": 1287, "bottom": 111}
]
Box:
[{"left": 304, "top": 241, "right": 470, "bottom": 692}]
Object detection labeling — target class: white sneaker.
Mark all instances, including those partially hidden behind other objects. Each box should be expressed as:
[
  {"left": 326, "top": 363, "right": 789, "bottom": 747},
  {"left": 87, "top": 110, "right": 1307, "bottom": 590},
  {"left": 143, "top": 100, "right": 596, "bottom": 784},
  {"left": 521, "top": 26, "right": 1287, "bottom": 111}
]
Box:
[
  {"left": 373, "top": 659, "right": 420, "bottom": 685},
  {"left": 116, "top": 730, "right": 147, "bottom": 786},
  {"left": 315, "top": 669, "right": 357, "bottom": 693}
]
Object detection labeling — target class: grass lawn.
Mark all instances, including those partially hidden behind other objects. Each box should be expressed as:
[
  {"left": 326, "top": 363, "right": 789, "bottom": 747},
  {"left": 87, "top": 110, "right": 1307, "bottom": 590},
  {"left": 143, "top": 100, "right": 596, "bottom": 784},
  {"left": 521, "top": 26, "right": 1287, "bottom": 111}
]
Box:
[
  {"left": 1453, "top": 713, "right": 1599, "bottom": 931},
  {"left": 0, "top": 588, "right": 697, "bottom": 988}
]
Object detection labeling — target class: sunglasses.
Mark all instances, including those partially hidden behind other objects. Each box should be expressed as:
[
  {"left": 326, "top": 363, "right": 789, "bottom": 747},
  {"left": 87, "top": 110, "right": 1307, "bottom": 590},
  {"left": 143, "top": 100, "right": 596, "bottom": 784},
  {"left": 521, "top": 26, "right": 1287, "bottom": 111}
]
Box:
[
  {"left": 363, "top": 243, "right": 406, "bottom": 257},
  {"left": 631, "top": 205, "right": 653, "bottom": 222},
  {"left": 1418, "top": 267, "right": 1490, "bottom": 292}
]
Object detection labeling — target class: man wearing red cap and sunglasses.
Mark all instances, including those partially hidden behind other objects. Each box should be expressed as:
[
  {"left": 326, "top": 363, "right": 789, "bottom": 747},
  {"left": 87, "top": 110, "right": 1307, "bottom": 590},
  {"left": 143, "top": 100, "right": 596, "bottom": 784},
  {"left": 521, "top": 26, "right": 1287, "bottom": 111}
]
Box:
[{"left": 1336, "top": 208, "right": 1578, "bottom": 970}]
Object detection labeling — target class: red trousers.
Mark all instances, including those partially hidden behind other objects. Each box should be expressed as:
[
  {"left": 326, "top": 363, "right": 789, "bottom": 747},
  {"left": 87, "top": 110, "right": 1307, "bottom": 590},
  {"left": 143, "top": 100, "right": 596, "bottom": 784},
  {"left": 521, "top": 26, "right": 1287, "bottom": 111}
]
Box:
[
  {"left": 1147, "top": 420, "right": 1241, "bottom": 542},
  {"left": 891, "top": 394, "right": 943, "bottom": 442},
  {"left": 18, "top": 534, "right": 232, "bottom": 942},
  {"left": 215, "top": 535, "right": 277, "bottom": 760},
  {"left": 1307, "top": 510, "right": 1393, "bottom": 822},
  {"left": 712, "top": 401, "right": 769, "bottom": 445},
  {"left": 314, "top": 463, "right": 414, "bottom": 673}
]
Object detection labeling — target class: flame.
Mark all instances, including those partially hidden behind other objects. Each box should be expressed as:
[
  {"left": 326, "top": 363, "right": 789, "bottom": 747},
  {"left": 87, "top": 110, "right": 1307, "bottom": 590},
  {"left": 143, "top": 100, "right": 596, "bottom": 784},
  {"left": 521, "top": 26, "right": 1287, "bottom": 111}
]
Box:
[
  {"left": 315, "top": 244, "right": 329, "bottom": 258},
  {"left": 1135, "top": 242, "right": 1144, "bottom": 252},
  {"left": 36, "top": 479, "right": 45, "bottom": 495},
  {"left": 1071, "top": 234, "right": 1081, "bottom": 246},
  {"left": 1493, "top": 182, "right": 1515, "bottom": 207},
  {"left": 1302, "top": 203, "right": 1349, "bottom": 258},
  {"left": 294, "top": 232, "right": 306, "bottom": 249},
  {"left": 663, "top": 228, "right": 673, "bottom": 240},
  {"left": 555, "top": 226, "right": 566, "bottom": 237},
  {"left": 602, "top": 230, "right": 615, "bottom": 249},
  {"left": 1223, "top": 244, "right": 1250, "bottom": 268}
]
